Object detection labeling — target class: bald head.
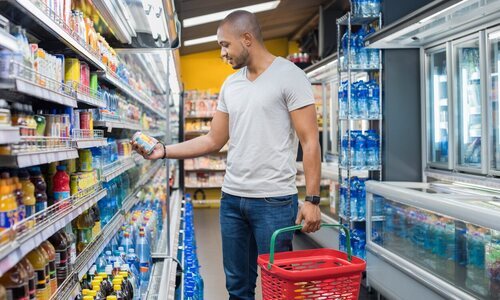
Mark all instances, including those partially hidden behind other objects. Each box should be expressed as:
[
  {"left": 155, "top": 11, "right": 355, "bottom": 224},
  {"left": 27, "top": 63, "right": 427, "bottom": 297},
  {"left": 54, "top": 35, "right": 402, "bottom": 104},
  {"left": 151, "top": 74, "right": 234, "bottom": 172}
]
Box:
[{"left": 219, "top": 10, "right": 264, "bottom": 43}]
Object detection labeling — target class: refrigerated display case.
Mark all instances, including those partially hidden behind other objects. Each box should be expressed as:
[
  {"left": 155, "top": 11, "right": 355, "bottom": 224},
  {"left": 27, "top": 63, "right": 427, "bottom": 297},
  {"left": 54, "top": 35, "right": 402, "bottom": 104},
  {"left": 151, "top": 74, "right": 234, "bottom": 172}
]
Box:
[
  {"left": 366, "top": 181, "right": 500, "bottom": 300},
  {"left": 488, "top": 28, "right": 500, "bottom": 174}
]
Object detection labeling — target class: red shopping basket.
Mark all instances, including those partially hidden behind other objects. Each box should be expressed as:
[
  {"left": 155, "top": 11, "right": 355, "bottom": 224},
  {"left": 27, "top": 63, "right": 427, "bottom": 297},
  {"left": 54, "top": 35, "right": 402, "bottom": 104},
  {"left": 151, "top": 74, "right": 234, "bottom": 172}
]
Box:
[{"left": 257, "top": 224, "right": 366, "bottom": 300}]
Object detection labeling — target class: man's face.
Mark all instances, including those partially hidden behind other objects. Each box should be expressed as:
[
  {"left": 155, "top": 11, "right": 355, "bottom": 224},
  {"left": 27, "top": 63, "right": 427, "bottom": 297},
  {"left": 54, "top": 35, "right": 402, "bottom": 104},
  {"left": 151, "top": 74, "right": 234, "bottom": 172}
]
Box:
[{"left": 217, "top": 25, "right": 249, "bottom": 70}]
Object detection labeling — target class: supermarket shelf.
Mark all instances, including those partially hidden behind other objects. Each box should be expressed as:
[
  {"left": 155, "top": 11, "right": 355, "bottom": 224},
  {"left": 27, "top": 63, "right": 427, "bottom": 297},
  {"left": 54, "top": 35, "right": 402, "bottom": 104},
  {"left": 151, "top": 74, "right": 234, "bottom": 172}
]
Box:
[
  {"left": 0, "top": 186, "right": 107, "bottom": 277},
  {"left": 0, "top": 76, "right": 77, "bottom": 108},
  {"left": 185, "top": 184, "right": 222, "bottom": 189},
  {"left": 0, "top": 126, "right": 20, "bottom": 144},
  {"left": 185, "top": 115, "right": 214, "bottom": 120},
  {"left": 185, "top": 168, "right": 225, "bottom": 172},
  {"left": 94, "top": 120, "right": 142, "bottom": 131},
  {"left": 101, "top": 156, "right": 136, "bottom": 182},
  {"left": 122, "top": 160, "right": 164, "bottom": 212},
  {"left": 73, "top": 138, "right": 107, "bottom": 149},
  {"left": 75, "top": 91, "right": 107, "bottom": 108},
  {"left": 2, "top": 0, "right": 105, "bottom": 70},
  {"left": 339, "top": 164, "right": 381, "bottom": 172},
  {"left": 339, "top": 115, "right": 382, "bottom": 121},
  {"left": 97, "top": 71, "right": 167, "bottom": 120},
  {"left": 74, "top": 212, "right": 124, "bottom": 280},
  {"left": 339, "top": 214, "right": 366, "bottom": 223},
  {"left": 340, "top": 66, "right": 381, "bottom": 72},
  {"left": 148, "top": 191, "right": 182, "bottom": 300},
  {"left": 0, "top": 28, "right": 18, "bottom": 52},
  {"left": 337, "top": 13, "right": 380, "bottom": 25},
  {"left": 0, "top": 148, "right": 79, "bottom": 168}
]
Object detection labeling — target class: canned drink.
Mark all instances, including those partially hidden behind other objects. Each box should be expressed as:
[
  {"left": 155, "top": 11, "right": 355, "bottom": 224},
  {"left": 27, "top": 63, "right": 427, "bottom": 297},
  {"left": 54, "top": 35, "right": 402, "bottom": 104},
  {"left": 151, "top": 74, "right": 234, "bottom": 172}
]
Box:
[
  {"left": 132, "top": 132, "right": 158, "bottom": 155},
  {"left": 80, "top": 111, "right": 90, "bottom": 137}
]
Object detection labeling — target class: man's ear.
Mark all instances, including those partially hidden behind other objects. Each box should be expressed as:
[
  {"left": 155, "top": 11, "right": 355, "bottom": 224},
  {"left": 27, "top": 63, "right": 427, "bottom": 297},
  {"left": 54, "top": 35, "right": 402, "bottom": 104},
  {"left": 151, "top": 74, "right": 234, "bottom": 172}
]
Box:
[{"left": 242, "top": 32, "right": 252, "bottom": 47}]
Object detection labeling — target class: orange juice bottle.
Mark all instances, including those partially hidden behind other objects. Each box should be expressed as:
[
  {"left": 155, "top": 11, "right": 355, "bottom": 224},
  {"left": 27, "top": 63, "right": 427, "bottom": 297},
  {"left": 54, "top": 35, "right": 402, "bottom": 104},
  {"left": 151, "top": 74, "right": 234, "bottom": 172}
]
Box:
[
  {"left": 37, "top": 246, "right": 51, "bottom": 297},
  {"left": 26, "top": 247, "right": 49, "bottom": 300},
  {"left": 40, "top": 241, "right": 57, "bottom": 296},
  {"left": 19, "top": 169, "right": 36, "bottom": 228},
  {"left": 19, "top": 257, "right": 36, "bottom": 300},
  {"left": 0, "top": 173, "right": 17, "bottom": 243}
]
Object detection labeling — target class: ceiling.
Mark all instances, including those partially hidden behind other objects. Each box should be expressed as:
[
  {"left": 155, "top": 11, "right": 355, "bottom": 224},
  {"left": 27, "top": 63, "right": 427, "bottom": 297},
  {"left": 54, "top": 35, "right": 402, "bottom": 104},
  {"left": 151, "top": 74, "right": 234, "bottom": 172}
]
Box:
[{"left": 174, "top": 0, "right": 342, "bottom": 55}]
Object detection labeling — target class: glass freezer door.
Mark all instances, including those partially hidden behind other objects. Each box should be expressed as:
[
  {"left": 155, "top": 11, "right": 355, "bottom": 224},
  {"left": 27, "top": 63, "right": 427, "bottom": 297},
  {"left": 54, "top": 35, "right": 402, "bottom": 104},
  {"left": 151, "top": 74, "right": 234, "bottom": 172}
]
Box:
[
  {"left": 455, "top": 37, "right": 483, "bottom": 170},
  {"left": 427, "top": 48, "right": 450, "bottom": 166},
  {"left": 489, "top": 30, "right": 500, "bottom": 171}
]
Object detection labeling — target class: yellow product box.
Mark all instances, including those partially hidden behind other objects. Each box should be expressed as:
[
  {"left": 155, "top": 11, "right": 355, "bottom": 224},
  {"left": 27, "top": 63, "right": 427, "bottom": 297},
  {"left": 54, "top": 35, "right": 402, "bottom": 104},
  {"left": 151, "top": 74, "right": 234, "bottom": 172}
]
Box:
[
  {"left": 70, "top": 170, "right": 98, "bottom": 197},
  {"left": 64, "top": 58, "right": 80, "bottom": 92}
]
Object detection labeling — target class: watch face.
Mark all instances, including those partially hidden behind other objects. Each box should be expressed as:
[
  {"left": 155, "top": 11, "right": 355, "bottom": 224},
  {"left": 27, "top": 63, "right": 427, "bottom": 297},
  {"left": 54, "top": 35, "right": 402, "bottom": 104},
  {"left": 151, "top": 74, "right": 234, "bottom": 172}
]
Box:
[{"left": 306, "top": 196, "right": 321, "bottom": 204}]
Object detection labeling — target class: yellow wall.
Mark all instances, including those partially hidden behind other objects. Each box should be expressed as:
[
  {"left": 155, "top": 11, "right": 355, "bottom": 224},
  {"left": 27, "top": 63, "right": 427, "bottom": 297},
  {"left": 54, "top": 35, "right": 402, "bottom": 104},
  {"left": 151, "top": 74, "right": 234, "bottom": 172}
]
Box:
[{"left": 180, "top": 37, "right": 295, "bottom": 92}]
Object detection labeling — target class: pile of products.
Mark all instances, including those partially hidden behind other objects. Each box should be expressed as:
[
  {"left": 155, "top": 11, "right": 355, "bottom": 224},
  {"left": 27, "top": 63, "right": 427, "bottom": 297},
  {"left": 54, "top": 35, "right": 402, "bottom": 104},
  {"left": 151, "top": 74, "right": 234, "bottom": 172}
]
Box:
[
  {"left": 341, "top": 26, "right": 380, "bottom": 69},
  {"left": 338, "top": 80, "right": 380, "bottom": 119},
  {"left": 339, "top": 176, "right": 368, "bottom": 221},
  {"left": 340, "top": 130, "right": 380, "bottom": 169}
]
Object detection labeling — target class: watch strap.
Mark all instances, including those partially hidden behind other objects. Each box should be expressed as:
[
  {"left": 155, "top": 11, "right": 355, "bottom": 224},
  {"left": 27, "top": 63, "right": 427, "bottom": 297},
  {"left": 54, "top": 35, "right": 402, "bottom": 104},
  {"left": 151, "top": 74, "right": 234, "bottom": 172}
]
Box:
[{"left": 305, "top": 195, "right": 321, "bottom": 205}]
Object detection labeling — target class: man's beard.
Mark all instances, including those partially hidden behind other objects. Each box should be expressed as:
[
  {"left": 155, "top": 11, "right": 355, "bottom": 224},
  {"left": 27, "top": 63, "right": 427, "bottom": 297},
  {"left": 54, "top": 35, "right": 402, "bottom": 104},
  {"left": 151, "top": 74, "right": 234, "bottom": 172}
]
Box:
[{"left": 231, "top": 47, "right": 249, "bottom": 69}]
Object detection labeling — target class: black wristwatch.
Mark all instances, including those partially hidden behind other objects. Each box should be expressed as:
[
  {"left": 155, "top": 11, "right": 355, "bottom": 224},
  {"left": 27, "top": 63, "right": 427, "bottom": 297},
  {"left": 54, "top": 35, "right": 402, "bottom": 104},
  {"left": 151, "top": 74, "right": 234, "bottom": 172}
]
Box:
[{"left": 305, "top": 195, "right": 321, "bottom": 205}]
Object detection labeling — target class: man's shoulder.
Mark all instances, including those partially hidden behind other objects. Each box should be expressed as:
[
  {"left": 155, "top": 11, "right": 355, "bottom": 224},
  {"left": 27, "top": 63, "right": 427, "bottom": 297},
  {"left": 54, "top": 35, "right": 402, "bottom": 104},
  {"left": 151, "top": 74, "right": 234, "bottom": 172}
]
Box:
[
  {"left": 274, "top": 57, "right": 306, "bottom": 74},
  {"left": 224, "top": 69, "right": 245, "bottom": 85}
]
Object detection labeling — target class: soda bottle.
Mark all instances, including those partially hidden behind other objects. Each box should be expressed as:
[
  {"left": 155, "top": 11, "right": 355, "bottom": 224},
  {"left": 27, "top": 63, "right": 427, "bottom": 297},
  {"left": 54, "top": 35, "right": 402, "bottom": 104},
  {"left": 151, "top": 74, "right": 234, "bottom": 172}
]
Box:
[
  {"left": 112, "top": 283, "right": 124, "bottom": 300},
  {"left": 0, "top": 174, "right": 17, "bottom": 243},
  {"left": 0, "top": 264, "right": 29, "bottom": 300},
  {"left": 46, "top": 162, "right": 58, "bottom": 205},
  {"left": 53, "top": 165, "right": 70, "bottom": 208},
  {"left": 29, "top": 167, "right": 48, "bottom": 217},
  {"left": 40, "top": 241, "right": 57, "bottom": 295},
  {"left": 98, "top": 272, "right": 113, "bottom": 296},
  {"left": 120, "top": 232, "right": 133, "bottom": 256},
  {"left": 19, "top": 258, "right": 36, "bottom": 300},
  {"left": 91, "top": 282, "right": 106, "bottom": 300},
  {"left": 19, "top": 169, "right": 36, "bottom": 228},
  {"left": 26, "top": 247, "right": 49, "bottom": 300},
  {"left": 119, "top": 271, "right": 134, "bottom": 300},
  {"left": 49, "top": 230, "right": 69, "bottom": 286}
]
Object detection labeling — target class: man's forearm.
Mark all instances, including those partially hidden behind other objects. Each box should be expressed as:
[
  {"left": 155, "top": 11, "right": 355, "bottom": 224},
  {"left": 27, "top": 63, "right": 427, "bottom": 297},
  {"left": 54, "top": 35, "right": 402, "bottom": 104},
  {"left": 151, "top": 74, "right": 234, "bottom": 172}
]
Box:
[
  {"left": 302, "top": 141, "right": 321, "bottom": 196},
  {"left": 165, "top": 135, "right": 220, "bottom": 159}
]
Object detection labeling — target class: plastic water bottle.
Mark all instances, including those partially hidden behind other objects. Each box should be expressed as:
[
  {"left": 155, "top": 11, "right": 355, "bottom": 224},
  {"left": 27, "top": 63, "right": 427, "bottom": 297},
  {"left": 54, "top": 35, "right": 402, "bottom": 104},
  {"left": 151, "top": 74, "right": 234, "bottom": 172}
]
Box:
[
  {"left": 357, "top": 29, "right": 368, "bottom": 69},
  {"left": 354, "top": 133, "right": 366, "bottom": 169},
  {"left": 121, "top": 232, "right": 134, "bottom": 255},
  {"left": 369, "top": 0, "right": 381, "bottom": 16},
  {"left": 365, "top": 130, "right": 379, "bottom": 168},
  {"left": 367, "top": 80, "right": 380, "bottom": 118},
  {"left": 341, "top": 32, "right": 349, "bottom": 69},
  {"left": 339, "top": 81, "right": 347, "bottom": 118},
  {"left": 350, "top": 82, "right": 359, "bottom": 117},
  {"left": 367, "top": 26, "right": 379, "bottom": 68},
  {"left": 339, "top": 182, "right": 347, "bottom": 217},
  {"left": 349, "top": 177, "right": 358, "bottom": 220},
  {"left": 350, "top": 31, "right": 358, "bottom": 68},
  {"left": 356, "top": 179, "right": 366, "bottom": 221},
  {"left": 357, "top": 81, "right": 368, "bottom": 118},
  {"left": 341, "top": 131, "right": 349, "bottom": 166},
  {"left": 136, "top": 231, "right": 151, "bottom": 298}
]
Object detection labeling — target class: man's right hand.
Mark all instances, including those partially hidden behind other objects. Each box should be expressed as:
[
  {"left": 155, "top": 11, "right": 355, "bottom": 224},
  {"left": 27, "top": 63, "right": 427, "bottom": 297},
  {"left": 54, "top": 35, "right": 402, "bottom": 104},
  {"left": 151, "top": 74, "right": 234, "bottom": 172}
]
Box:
[{"left": 130, "top": 139, "right": 165, "bottom": 160}]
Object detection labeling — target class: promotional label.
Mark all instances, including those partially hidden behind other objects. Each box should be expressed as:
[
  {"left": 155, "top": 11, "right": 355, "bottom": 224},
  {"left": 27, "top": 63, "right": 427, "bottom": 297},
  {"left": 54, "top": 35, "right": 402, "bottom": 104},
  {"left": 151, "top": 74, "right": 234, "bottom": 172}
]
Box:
[
  {"left": 53, "top": 191, "right": 70, "bottom": 201},
  {"left": 0, "top": 210, "right": 16, "bottom": 229}
]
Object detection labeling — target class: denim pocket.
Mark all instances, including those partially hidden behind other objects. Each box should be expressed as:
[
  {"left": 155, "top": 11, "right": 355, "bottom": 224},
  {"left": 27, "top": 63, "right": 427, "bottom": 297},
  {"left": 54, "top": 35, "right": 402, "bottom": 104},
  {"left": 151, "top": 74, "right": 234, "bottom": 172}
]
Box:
[{"left": 264, "top": 195, "right": 293, "bottom": 206}]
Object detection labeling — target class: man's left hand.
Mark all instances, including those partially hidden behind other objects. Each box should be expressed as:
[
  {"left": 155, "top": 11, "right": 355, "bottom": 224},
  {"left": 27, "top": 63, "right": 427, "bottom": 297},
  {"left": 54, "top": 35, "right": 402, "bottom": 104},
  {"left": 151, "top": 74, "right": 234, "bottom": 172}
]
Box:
[{"left": 295, "top": 201, "right": 321, "bottom": 233}]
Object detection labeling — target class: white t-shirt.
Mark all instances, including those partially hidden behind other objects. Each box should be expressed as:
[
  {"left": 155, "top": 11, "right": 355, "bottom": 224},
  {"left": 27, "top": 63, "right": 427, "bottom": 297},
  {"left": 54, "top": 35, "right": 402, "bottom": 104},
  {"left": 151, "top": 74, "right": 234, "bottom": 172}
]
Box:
[{"left": 217, "top": 57, "right": 315, "bottom": 198}]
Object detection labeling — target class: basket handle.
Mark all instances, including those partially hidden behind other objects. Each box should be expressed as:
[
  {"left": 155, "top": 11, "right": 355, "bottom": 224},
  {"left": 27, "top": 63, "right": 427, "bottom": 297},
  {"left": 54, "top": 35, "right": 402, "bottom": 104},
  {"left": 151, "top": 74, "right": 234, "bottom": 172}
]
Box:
[{"left": 267, "top": 223, "right": 351, "bottom": 270}]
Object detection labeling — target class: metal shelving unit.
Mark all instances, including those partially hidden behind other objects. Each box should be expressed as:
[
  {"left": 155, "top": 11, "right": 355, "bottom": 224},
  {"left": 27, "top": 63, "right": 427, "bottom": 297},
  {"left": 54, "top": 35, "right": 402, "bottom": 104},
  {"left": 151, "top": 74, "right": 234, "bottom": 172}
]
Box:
[
  {"left": 0, "top": 148, "right": 79, "bottom": 168},
  {"left": 94, "top": 120, "right": 142, "bottom": 132},
  {"left": 101, "top": 156, "right": 138, "bottom": 182},
  {"left": 336, "top": 9, "right": 383, "bottom": 249},
  {"left": 0, "top": 185, "right": 106, "bottom": 277}
]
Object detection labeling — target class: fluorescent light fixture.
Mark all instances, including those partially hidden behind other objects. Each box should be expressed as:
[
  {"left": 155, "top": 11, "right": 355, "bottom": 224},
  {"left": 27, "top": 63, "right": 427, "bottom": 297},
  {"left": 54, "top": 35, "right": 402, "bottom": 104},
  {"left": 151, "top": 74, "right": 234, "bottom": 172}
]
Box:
[
  {"left": 183, "top": 0, "right": 280, "bottom": 28},
  {"left": 184, "top": 35, "right": 218, "bottom": 46},
  {"left": 418, "top": 0, "right": 468, "bottom": 24}
]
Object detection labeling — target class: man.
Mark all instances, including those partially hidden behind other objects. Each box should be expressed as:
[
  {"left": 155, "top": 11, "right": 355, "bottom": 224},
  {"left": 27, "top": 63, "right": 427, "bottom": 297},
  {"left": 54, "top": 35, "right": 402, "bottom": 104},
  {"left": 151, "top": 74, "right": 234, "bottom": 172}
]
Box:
[{"left": 132, "top": 10, "right": 322, "bottom": 299}]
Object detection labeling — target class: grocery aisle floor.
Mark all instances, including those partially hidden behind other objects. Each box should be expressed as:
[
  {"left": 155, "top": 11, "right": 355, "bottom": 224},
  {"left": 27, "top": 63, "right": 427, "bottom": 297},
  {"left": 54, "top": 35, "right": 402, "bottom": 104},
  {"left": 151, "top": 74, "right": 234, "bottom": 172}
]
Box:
[{"left": 194, "top": 208, "right": 378, "bottom": 300}]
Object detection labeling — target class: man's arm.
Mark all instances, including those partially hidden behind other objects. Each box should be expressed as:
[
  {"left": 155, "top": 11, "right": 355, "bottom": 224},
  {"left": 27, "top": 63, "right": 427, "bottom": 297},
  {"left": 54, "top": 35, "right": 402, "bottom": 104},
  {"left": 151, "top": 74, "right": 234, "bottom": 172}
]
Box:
[
  {"left": 290, "top": 104, "right": 322, "bottom": 233},
  {"left": 131, "top": 110, "right": 229, "bottom": 160}
]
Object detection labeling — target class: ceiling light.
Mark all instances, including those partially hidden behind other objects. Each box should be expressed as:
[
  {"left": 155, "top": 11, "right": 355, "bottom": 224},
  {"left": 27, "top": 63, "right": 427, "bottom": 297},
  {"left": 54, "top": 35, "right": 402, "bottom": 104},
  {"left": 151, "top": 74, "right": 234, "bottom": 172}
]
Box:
[
  {"left": 184, "top": 35, "right": 218, "bottom": 46},
  {"left": 183, "top": 0, "right": 280, "bottom": 28}
]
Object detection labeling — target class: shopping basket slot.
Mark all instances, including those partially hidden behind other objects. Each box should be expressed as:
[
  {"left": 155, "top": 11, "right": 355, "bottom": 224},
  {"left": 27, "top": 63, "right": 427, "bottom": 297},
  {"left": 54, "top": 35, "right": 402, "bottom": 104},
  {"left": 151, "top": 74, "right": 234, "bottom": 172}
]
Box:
[{"left": 258, "top": 224, "right": 366, "bottom": 300}]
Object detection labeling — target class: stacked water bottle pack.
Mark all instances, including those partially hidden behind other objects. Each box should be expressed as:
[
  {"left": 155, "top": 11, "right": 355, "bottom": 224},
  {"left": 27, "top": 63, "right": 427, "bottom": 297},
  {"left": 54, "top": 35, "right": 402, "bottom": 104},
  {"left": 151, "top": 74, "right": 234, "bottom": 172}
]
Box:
[
  {"left": 339, "top": 226, "right": 367, "bottom": 260},
  {"left": 338, "top": 80, "right": 380, "bottom": 119},
  {"left": 341, "top": 26, "right": 380, "bottom": 70},
  {"left": 183, "top": 200, "right": 204, "bottom": 300},
  {"left": 351, "top": 0, "right": 381, "bottom": 17},
  {"left": 340, "top": 130, "right": 380, "bottom": 170},
  {"left": 339, "top": 176, "right": 368, "bottom": 222}
]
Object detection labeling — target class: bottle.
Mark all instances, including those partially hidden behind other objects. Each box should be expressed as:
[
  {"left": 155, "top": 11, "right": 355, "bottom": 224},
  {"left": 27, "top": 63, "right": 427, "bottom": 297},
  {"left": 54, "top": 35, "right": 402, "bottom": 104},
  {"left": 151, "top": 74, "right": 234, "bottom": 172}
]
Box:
[
  {"left": 49, "top": 231, "right": 69, "bottom": 286},
  {"left": 365, "top": 130, "right": 379, "bottom": 169},
  {"left": 349, "top": 31, "right": 358, "bottom": 68},
  {"left": 0, "top": 264, "right": 29, "bottom": 300},
  {"left": 356, "top": 179, "right": 366, "bottom": 221},
  {"left": 349, "top": 177, "right": 358, "bottom": 220},
  {"left": 366, "top": 26, "right": 379, "bottom": 68},
  {"left": 338, "top": 81, "right": 346, "bottom": 119},
  {"left": 40, "top": 241, "right": 57, "bottom": 296},
  {"left": 29, "top": 167, "right": 48, "bottom": 217},
  {"left": 367, "top": 80, "right": 380, "bottom": 119},
  {"left": 91, "top": 205, "right": 101, "bottom": 237},
  {"left": 119, "top": 271, "right": 134, "bottom": 300},
  {"left": 112, "top": 283, "right": 124, "bottom": 300},
  {"left": 10, "top": 171, "right": 25, "bottom": 226},
  {"left": 53, "top": 165, "right": 70, "bottom": 206},
  {"left": 356, "top": 29, "right": 368, "bottom": 69},
  {"left": 19, "top": 258, "right": 36, "bottom": 300},
  {"left": 0, "top": 99, "right": 11, "bottom": 126},
  {"left": 350, "top": 82, "right": 359, "bottom": 118},
  {"left": 357, "top": 80, "right": 368, "bottom": 118},
  {"left": 353, "top": 132, "right": 366, "bottom": 169},
  {"left": 18, "top": 169, "right": 35, "bottom": 228},
  {"left": 0, "top": 173, "right": 17, "bottom": 242},
  {"left": 96, "top": 253, "right": 108, "bottom": 273},
  {"left": 64, "top": 224, "right": 77, "bottom": 273},
  {"left": 26, "top": 247, "right": 49, "bottom": 300},
  {"left": 92, "top": 283, "right": 106, "bottom": 300},
  {"left": 76, "top": 210, "right": 94, "bottom": 254},
  {"left": 98, "top": 272, "right": 113, "bottom": 297},
  {"left": 136, "top": 231, "right": 151, "bottom": 298}
]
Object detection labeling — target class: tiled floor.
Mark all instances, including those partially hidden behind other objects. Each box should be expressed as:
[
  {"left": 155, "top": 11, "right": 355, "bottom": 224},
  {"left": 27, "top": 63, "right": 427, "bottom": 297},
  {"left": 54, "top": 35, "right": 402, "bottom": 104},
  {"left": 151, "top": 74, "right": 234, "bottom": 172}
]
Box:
[{"left": 193, "top": 208, "right": 379, "bottom": 300}]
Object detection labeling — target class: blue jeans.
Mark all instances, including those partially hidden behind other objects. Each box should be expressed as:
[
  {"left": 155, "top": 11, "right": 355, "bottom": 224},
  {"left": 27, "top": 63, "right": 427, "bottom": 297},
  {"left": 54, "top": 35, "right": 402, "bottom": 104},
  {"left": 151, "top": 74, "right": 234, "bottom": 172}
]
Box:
[{"left": 219, "top": 192, "right": 299, "bottom": 300}]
